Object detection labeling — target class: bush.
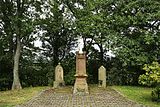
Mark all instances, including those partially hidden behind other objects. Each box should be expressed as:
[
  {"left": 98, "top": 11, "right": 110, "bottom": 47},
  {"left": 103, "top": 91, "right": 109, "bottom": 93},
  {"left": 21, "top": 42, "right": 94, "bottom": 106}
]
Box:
[
  {"left": 139, "top": 61, "right": 160, "bottom": 102},
  {"left": 64, "top": 68, "right": 75, "bottom": 85},
  {"left": 139, "top": 61, "right": 160, "bottom": 87},
  {"left": 151, "top": 85, "right": 160, "bottom": 102},
  {"left": 0, "top": 78, "right": 11, "bottom": 91}
]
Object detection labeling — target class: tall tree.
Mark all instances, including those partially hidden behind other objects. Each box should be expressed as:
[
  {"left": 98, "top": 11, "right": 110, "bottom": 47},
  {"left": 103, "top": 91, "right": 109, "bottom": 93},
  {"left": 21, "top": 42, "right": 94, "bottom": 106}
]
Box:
[
  {"left": 65, "top": 0, "right": 160, "bottom": 85},
  {"left": 66, "top": 0, "right": 116, "bottom": 63},
  {"left": 101, "top": 0, "right": 160, "bottom": 85},
  {"left": 0, "top": 0, "right": 39, "bottom": 90},
  {"left": 38, "top": 0, "right": 77, "bottom": 66}
]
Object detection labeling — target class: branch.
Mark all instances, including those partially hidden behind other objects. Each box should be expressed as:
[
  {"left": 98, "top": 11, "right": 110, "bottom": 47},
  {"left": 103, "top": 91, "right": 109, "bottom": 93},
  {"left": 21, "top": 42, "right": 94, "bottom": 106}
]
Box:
[{"left": 65, "top": 1, "right": 77, "bottom": 18}]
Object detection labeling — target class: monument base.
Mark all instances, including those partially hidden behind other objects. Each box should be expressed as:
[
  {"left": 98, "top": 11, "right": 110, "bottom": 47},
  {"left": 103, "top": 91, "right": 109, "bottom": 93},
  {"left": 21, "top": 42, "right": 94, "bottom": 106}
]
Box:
[
  {"left": 98, "top": 80, "right": 106, "bottom": 88},
  {"left": 54, "top": 81, "right": 65, "bottom": 88},
  {"left": 73, "top": 75, "right": 89, "bottom": 94}
]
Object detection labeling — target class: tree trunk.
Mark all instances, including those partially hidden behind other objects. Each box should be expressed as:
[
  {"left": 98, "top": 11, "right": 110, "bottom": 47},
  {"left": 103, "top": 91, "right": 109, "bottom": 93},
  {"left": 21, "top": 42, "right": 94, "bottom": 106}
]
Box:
[
  {"left": 100, "top": 44, "right": 104, "bottom": 65},
  {"left": 12, "top": 36, "right": 22, "bottom": 90},
  {"left": 100, "top": 35, "right": 104, "bottom": 65}
]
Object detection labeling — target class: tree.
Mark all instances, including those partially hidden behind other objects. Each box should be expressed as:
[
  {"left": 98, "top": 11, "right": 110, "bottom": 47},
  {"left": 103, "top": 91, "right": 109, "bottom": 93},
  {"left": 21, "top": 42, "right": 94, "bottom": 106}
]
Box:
[
  {"left": 37, "top": 0, "right": 77, "bottom": 66},
  {"left": 67, "top": 0, "right": 160, "bottom": 85},
  {"left": 66, "top": 0, "right": 117, "bottom": 64},
  {"left": 101, "top": 0, "right": 160, "bottom": 85},
  {"left": 0, "top": 0, "right": 39, "bottom": 90}
]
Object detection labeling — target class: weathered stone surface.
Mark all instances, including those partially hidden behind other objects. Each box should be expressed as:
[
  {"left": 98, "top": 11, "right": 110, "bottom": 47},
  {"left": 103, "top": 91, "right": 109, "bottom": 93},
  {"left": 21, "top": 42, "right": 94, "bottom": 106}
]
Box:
[
  {"left": 18, "top": 87, "right": 147, "bottom": 107},
  {"left": 98, "top": 66, "right": 106, "bottom": 88},
  {"left": 73, "top": 51, "right": 89, "bottom": 94},
  {"left": 53, "top": 63, "right": 65, "bottom": 88}
]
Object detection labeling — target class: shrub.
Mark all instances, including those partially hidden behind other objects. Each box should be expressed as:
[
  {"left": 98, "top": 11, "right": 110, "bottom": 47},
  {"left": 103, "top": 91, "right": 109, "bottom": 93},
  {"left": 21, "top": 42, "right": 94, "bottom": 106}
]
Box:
[
  {"left": 151, "top": 85, "right": 160, "bottom": 102},
  {"left": 138, "top": 61, "right": 160, "bottom": 87},
  {"left": 139, "top": 61, "right": 160, "bottom": 102},
  {"left": 64, "top": 68, "right": 75, "bottom": 85}
]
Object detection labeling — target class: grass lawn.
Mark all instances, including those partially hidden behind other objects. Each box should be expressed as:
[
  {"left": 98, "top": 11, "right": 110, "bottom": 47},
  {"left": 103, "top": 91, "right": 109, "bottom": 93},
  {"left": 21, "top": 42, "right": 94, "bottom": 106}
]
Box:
[
  {"left": 1, "top": 86, "right": 159, "bottom": 107},
  {"left": 0, "top": 86, "right": 48, "bottom": 107},
  {"left": 112, "top": 86, "right": 160, "bottom": 107}
]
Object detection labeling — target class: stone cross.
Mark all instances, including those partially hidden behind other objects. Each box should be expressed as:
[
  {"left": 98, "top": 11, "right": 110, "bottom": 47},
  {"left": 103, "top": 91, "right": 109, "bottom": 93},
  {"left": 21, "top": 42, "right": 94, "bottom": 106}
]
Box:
[
  {"left": 98, "top": 66, "right": 106, "bottom": 88},
  {"left": 53, "top": 63, "right": 65, "bottom": 88}
]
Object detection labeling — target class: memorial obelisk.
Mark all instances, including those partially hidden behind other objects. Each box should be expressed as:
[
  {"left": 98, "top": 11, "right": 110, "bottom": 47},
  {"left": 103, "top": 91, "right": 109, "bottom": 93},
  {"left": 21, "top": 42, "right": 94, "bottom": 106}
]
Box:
[{"left": 73, "top": 43, "right": 89, "bottom": 94}]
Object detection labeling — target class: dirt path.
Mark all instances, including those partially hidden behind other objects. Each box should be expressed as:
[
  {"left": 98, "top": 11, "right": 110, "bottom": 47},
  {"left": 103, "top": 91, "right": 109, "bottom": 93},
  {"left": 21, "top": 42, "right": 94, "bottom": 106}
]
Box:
[{"left": 17, "top": 87, "right": 146, "bottom": 107}]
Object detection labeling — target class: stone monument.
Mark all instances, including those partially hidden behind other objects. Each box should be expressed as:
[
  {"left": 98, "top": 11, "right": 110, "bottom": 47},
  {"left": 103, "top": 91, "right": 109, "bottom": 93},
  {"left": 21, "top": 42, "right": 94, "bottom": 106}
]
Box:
[
  {"left": 53, "top": 63, "right": 65, "bottom": 88},
  {"left": 98, "top": 66, "right": 106, "bottom": 88},
  {"left": 73, "top": 51, "right": 89, "bottom": 94}
]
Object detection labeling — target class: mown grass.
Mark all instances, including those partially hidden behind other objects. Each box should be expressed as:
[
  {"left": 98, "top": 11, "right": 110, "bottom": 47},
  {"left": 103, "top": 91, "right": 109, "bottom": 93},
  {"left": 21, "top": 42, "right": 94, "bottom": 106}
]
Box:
[
  {"left": 0, "top": 86, "right": 48, "bottom": 107},
  {"left": 112, "top": 86, "right": 160, "bottom": 107},
  {"left": 1, "top": 86, "right": 159, "bottom": 107}
]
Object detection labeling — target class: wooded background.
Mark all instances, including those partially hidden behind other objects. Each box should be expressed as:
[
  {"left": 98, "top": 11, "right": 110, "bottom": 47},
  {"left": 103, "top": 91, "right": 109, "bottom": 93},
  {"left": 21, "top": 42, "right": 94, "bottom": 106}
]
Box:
[{"left": 0, "top": 0, "right": 160, "bottom": 90}]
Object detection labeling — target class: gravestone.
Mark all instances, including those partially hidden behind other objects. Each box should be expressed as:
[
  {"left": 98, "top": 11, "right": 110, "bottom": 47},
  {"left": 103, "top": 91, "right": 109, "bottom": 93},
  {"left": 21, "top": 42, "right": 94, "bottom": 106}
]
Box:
[
  {"left": 53, "top": 63, "right": 65, "bottom": 88},
  {"left": 73, "top": 51, "right": 89, "bottom": 94},
  {"left": 98, "top": 66, "right": 106, "bottom": 88}
]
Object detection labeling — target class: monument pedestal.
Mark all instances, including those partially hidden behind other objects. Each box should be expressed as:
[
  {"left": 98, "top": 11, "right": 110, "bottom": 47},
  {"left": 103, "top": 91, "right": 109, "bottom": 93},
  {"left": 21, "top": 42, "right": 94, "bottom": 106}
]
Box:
[
  {"left": 73, "top": 51, "right": 89, "bottom": 94},
  {"left": 54, "top": 81, "right": 65, "bottom": 88},
  {"left": 73, "top": 74, "right": 89, "bottom": 94}
]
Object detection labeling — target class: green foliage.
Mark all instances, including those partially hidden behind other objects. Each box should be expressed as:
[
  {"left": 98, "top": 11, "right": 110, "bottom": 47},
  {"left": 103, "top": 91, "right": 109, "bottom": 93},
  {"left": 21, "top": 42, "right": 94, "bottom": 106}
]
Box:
[
  {"left": 151, "top": 85, "right": 160, "bottom": 102},
  {"left": 64, "top": 69, "right": 75, "bottom": 85},
  {"left": 63, "top": 53, "right": 76, "bottom": 85},
  {"left": 139, "top": 62, "right": 160, "bottom": 87},
  {"left": 87, "top": 59, "right": 101, "bottom": 84},
  {"left": 20, "top": 54, "right": 54, "bottom": 87},
  {"left": 0, "top": 57, "right": 13, "bottom": 90},
  {"left": 0, "top": 0, "right": 160, "bottom": 89},
  {"left": 37, "top": 0, "right": 77, "bottom": 66},
  {"left": 67, "top": 0, "right": 160, "bottom": 85},
  {"left": 104, "top": 0, "right": 160, "bottom": 85}
]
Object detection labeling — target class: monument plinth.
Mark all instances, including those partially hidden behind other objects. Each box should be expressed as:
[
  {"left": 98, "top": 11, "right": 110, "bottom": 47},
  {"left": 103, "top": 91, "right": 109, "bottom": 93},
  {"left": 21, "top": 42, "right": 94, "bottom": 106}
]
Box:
[{"left": 73, "top": 51, "right": 89, "bottom": 94}]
